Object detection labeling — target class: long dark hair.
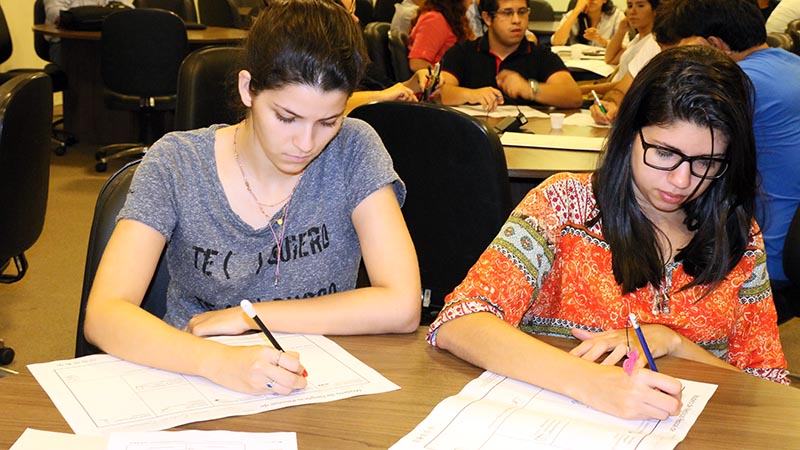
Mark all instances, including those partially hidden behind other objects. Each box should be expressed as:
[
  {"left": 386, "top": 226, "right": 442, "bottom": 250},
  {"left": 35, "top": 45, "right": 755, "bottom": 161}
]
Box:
[
  {"left": 411, "top": 0, "right": 472, "bottom": 42},
  {"left": 242, "top": 0, "right": 367, "bottom": 96},
  {"left": 591, "top": 45, "right": 757, "bottom": 294}
]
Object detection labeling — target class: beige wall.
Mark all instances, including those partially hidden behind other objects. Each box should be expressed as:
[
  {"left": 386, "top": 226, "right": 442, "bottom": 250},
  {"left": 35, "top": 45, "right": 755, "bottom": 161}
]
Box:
[{"left": 0, "top": 0, "right": 46, "bottom": 71}]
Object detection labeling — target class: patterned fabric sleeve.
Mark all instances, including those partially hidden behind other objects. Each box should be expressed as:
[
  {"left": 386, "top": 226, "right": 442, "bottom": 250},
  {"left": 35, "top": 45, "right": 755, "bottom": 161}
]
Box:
[
  {"left": 427, "top": 173, "right": 586, "bottom": 346},
  {"left": 729, "top": 223, "right": 790, "bottom": 384}
]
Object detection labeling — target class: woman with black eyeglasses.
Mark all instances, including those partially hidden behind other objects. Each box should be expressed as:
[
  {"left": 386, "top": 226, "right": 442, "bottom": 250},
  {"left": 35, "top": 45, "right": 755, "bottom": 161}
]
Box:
[{"left": 426, "top": 46, "right": 789, "bottom": 421}]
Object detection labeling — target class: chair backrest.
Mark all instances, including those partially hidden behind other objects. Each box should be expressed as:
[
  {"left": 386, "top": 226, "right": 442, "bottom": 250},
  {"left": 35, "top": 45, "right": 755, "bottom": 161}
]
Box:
[
  {"left": 174, "top": 46, "right": 242, "bottom": 130},
  {"left": 388, "top": 29, "right": 413, "bottom": 81},
  {"left": 349, "top": 101, "right": 512, "bottom": 321},
  {"left": 529, "top": 0, "right": 555, "bottom": 21},
  {"left": 355, "top": 0, "right": 375, "bottom": 26},
  {"left": 101, "top": 8, "right": 188, "bottom": 98},
  {"left": 0, "top": 4, "right": 12, "bottom": 65},
  {"left": 0, "top": 73, "right": 53, "bottom": 274},
  {"left": 197, "top": 0, "right": 243, "bottom": 28},
  {"left": 76, "top": 160, "right": 171, "bottom": 357},
  {"left": 363, "top": 22, "right": 395, "bottom": 85},
  {"left": 784, "top": 202, "right": 800, "bottom": 286},
  {"left": 33, "top": 0, "right": 49, "bottom": 61},
  {"left": 373, "top": 0, "right": 401, "bottom": 23},
  {"left": 134, "top": 0, "right": 199, "bottom": 22}
]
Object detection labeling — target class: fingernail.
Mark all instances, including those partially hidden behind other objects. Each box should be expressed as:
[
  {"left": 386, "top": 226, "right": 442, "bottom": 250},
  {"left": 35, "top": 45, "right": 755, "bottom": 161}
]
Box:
[{"left": 302, "top": 369, "right": 308, "bottom": 377}]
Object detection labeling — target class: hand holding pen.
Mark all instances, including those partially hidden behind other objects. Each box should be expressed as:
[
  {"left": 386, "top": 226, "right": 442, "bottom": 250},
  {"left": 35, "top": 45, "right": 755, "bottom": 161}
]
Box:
[{"left": 422, "top": 63, "right": 441, "bottom": 102}]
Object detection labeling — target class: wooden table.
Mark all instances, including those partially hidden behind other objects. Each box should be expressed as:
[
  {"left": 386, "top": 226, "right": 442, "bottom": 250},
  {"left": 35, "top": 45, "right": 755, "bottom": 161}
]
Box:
[
  {"left": 498, "top": 114, "right": 604, "bottom": 179},
  {"left": 1, "top": 328, "right": 799, "bottom": 449},
  {"left": 32, "top": 24, "right": 247, "bottom": 145}
]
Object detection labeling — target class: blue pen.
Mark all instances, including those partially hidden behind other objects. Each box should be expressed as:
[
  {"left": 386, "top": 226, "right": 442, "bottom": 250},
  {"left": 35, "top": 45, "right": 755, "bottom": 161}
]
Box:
[{"left": 629, "top": 313, "right": 658, "bottom": 372}]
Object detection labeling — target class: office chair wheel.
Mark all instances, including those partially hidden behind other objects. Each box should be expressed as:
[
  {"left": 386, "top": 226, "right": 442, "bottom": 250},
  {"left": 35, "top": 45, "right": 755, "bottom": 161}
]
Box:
[
  {"left": 0, "top": 341, "right": 13, "bottom": 366},
  {"left": 95, "top": 161, "right": 108, "bottom": 172},
  {"left": 95, "top": 150, "right": 105, "bottom": 160},
  {"left": 54, "top": 142, "right": 67, "bottom": 156}
]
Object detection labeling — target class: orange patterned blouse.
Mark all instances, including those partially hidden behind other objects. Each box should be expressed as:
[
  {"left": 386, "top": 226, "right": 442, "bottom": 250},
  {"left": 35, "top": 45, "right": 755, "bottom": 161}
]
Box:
[{"left": 427, "top": 172, "right": 789, "bottom": 384}]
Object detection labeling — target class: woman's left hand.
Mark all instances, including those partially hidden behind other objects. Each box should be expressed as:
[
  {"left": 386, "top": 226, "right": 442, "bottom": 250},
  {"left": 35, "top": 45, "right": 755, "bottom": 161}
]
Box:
[
  {"left": 569, "top": 325, "right": 681, "bottom": 367},
  {"left": 186, "top": 306, "right": 252, "bottom": 337}
]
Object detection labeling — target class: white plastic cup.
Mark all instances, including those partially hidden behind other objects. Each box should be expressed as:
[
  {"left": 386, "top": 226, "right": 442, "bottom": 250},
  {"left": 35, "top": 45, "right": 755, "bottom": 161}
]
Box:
[
  {"left": 550, "top": 113, "right": 565, "bottom": 129},
  {"left": 571, "top": 47, "right": 582, "bottom": 60}
]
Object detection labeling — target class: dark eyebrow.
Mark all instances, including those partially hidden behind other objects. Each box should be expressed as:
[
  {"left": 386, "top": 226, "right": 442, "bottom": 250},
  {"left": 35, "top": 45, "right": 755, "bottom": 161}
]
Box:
[{"left": 273, "top": 102, "right": 345, "bottom": 122}]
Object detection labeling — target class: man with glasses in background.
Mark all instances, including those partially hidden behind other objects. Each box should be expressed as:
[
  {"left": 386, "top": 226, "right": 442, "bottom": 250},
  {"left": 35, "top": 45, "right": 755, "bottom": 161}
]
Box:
[{"left": 438, "top": 0, "right": 582, "bottom": 111}]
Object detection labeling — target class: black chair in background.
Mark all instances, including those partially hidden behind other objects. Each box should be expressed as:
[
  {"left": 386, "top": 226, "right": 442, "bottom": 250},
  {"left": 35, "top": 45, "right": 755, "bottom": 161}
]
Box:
[
  {"left": 388, "top": 29, "right": 413, "bottom": 82},
  {"left": 373, "top": 0, "right": 401, "bottom": 23},
  {"left": 174, "top": 46, "right": 242, "bottom": 130},
  {"left": 94, "top": 8, "right": 188, "bottom": 172},
  {"left": 363, "top": 22, "right": 396, "bottom": 85},
  {"left": 198, "top": 0, "right": 244, "bottom": 28},
  {"left": 0, "top": 73, "right": 53, "bottom": 284},
  {"left": 355, "top": 0, "right": 374, "bottom": 26},
  {"left": 134, "top": 0, "right": 199, "bottom": 22},
  {"left": 75, "top": 160, "right": 171, "bottom": 357},
  {"left": 0, "top": 2, "right": 73, "bottom": 156},
  {"left": 775, "top": 203, "right": 800, "bottom": 324},
  {"left": 529, "top": 0, "right": 555, "bottom": 21},
  {"left": 349, "top": 102, "right": 512, "bottom": 323}
]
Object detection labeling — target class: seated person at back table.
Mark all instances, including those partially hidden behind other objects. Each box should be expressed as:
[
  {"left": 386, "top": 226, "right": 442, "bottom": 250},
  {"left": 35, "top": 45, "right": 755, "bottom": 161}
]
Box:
[
  {"left": 407, "top": 0, "right": 474, "bottom": 72},
  {"left": 43, "top": 0, "right": 135, "bottom": 65},
  {"left": 83, "top": 0, "right": 421, "bottom": 396},
  {"left": 339, "top": 0, "right": 441, "bottom": 112},
  {"left": 551, "top": 0, "right": 626, "bottom": 47},
  {"left": 428, "top": 46, "right": 789, "bottom": 421},
  {"left": 438, "top": 0, "right": 582, "bottom": 111}
]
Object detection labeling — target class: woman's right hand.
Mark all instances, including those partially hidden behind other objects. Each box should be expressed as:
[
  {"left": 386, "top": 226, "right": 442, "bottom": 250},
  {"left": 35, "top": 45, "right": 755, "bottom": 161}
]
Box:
[
  {"left": 202, "top": 345, "right": 307, "bottom": 396},
  {"left": 581, "top": 364, "right": 683, "bottom": 420},
  {"left": 590, "top": 100, "right": 617, "bottom": 124}
]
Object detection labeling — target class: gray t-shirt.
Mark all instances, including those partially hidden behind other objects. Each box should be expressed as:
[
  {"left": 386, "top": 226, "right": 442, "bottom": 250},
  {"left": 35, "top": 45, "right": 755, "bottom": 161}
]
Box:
[{"left": 119, "top": 119, "right": 406, "bottom": 329}]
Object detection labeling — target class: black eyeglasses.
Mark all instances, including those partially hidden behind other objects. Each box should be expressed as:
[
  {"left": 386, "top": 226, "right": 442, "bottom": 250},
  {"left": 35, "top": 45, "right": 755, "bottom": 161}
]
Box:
[
  {"left": 639, "top": 129, "right": 728, "bottom": 179},
  {"left": 493, "top": 7, "right": 530, "bottom": 19}
]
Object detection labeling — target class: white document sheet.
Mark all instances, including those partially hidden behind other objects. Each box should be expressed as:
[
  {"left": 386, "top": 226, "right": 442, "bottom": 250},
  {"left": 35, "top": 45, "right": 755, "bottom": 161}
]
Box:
[
  {"left": 451, "top": 105, "right": 550, "bottom": 119},
  {"left": 107, "top": 430, "right": 297, "bottom": 450},
  {"left": 28, "top": 334, "right": 399, "bottom": 435},
  {"left": 500, "top": 132, "right": 605, "bottom": 151},
  {"left": 563, "top": 109, "right": 611, "bottom": 128},
  {"left": 9, "top": 429, "right": 106, "bottom": 450},
  {"left": 391, "top": 371, "right": 717, "bottom": 450}
]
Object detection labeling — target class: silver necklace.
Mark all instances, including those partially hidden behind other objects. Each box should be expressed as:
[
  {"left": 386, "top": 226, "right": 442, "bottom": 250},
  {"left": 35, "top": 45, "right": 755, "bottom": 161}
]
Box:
[{"left": 232, "top": 123, "right": 301, "bottom": 286}]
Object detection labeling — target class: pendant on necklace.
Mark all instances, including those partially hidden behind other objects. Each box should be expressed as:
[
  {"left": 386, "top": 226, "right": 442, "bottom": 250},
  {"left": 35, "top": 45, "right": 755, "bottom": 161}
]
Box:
[{"left": 276, "top": 218, "right": 283, "bottom": 225}]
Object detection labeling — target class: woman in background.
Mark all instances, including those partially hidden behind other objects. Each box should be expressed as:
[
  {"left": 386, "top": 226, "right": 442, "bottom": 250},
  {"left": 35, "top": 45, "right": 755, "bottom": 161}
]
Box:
[
  {"left": 552, "top": 0, "right": 625, "bottom": 47},
  {"left": 407, "top": 0, "right": 474, "bottom": 72}
]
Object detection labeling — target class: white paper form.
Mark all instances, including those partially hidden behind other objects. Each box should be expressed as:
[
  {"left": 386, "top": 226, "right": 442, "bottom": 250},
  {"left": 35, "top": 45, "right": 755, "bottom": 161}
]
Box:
[
  {"left": 500, "top": 132, "right": 605, "bottom": 151},
  {"left": 107, "top": 430, "right": 297, "bottom": 450},
  {"left": 391, "top": 371, "right": 717, "bottom": 450},
  {"left": 9, "top": 429, "right": 107, "bottom": 450},
  {"left": 451, "top": 105, "right": 550, "bottom": 119},
  {"left": 28, "top": 334, "right": 399, "bottom": 435}
]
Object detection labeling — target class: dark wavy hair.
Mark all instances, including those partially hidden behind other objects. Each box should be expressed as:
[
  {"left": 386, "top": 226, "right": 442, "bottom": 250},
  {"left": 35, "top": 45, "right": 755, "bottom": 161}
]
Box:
[
  {"left": 411, "top": 0, "right": 472, "bottom": 42},
  {"left": 667, "top": 0, "right": 766, "bottom": 51},
  {"left": 591, "top": 46, "right": 757, "bottom": 295},
  {"left": 242, "top": 0, "right": 367, "bottom": 96},
  {"left": 575, "top": 0, "right": 618, "bottom": 44}
]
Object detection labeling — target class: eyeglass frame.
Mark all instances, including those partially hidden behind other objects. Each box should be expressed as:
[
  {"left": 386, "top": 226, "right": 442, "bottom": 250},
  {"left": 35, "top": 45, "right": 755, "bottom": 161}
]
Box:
[
  {"left": 491, "top": 7, "right": 531, "bottom": 19},
  {"left": 638, "top": 129, "right": 729, "bottom": 179}
]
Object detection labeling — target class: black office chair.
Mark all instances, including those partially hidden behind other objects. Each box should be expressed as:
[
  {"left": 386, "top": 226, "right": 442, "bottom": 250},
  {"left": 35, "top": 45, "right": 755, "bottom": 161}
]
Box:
[
  {"left": 355, "top": 0, "right": 375, "bottom": 26},
  {"left": 529, "top": 0, "right": 555, "bottom": 21},
  {"left": 175, "top": 46, "right": 242, "bottom": 130},
  {"left": 198, "top": 0, "right": 244, "bottom": 28},
  {"left": 76, "top": 160, "right": 171, "bottom": 357},
  {"left": 94, "top": 8, "right": 188, "bottom": 172},
  {"left": 388, "top": 29, "right": 413, "bottom": 82},
  {"left": 363, "top": 22, "right": 396, "bottom": 85},
  {"left": 134, "top": 0, "right": 200, "bottom": 22},
  {"left": 349, "top": 102, "right": 512, "bottom": 323},
  {"left": 775, "top": 203, "right": 800, "bottom": 324},
  {"left": 0, "top": 73, "right": 53, "bottom": 284},
  {"left": 373, "top": 0, "right": 401, "bottom": 23}
]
